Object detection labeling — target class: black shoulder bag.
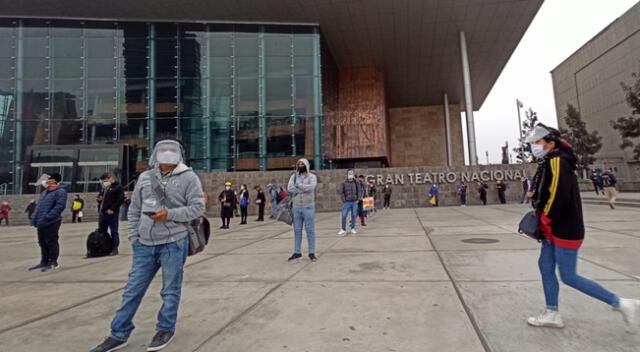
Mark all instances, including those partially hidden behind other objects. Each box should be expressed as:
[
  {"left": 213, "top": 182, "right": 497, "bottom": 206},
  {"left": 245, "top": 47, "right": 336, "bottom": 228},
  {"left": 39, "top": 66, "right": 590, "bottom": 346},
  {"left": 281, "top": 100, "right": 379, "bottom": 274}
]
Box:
[{"left": 518, "top": 166, "right": 546, "bottom": 242}]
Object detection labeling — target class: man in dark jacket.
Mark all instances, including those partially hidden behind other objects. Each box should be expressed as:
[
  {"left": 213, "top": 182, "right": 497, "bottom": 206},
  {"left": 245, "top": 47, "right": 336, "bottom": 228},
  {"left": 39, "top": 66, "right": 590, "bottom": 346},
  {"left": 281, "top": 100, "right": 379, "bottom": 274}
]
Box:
[
  {"left": 496, "top": 180, "right": 507, "bottom": 204},
  {"left": 590, "top": 169, "right": 603, "bottom": 196},
  {"left": 25, "top": 199, "right": 37, "bottom": 221},
  {"left": 30, "top": 173, "right": 67, "bottom": 272},
  {"left": 357, "top": 175, "right": 367, "bottom": 226},
  {"left": 601, "top": 168, "right": 618, "bottom": 209},
  {"left": 97, "top": 173, "right": 125, "bottom": 256},
  {"left": 254, "top": 185, "right": 266, "bottom": 221},
  {"left": 338, "top": 169, "right": 361, "bottom": 235}
]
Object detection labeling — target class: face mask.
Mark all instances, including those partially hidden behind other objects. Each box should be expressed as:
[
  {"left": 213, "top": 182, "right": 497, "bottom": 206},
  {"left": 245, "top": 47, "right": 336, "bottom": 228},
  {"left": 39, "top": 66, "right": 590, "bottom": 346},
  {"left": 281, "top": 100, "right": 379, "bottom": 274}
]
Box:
[
  {"left": 531, "top": 144, "right": 548, "bottom": 159},
  {"left": 157, "top": 150, "right": 180, "bottom": 165},
  {"left": 298, "top": 166, "right": 307, "bottom": 174},
  {"left": 225, "top": 186, "right": 231, "bottom": 190},
  {"left": 41, "top": 180, "right": 48, "bottom": 188},
  {"left": 347, "top": 175, "right": 354, "bottom": 179},
  {"left": 102, "top": 181, "right": 111, "bottom": 188}
]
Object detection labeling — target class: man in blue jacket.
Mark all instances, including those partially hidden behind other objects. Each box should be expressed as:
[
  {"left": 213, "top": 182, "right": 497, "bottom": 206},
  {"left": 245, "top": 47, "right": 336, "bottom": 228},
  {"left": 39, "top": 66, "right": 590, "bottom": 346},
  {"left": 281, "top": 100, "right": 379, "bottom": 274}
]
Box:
[{"left": 30, "top": 173, "right": 67, "bottom": 272}]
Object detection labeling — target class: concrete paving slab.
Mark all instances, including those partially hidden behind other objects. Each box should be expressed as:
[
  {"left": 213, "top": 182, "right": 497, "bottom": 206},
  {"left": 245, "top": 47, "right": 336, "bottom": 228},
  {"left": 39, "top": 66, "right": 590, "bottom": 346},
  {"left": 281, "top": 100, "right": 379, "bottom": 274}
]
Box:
[
  {"left": 328, "top": 235, "right": 433, "bottom": 252},
  {"left": 184, "top": 253, "right": 306, "bottom": 282},
  {"left": 430, "top": 225, "right": 512, "bottom": 236},
  {"left": 195, "top": 282, "right": 485, "bottom": 352},
  {"left": 441, "top": 250, "right": 630, "bottom": 281},
  {"left": 457, "top": 281, "right": 640, "bottom": 352},
  {"left": 586, "top": 221, "right": 640, "bottom": 231},
  {"left": 432, "top": 233, "right": 539, "bottom": 251},
  {"left": 579, "top": 247, "right": 640, "bottom": 278},
  {"left": 229, "top": 237, "right": 341, "bottom": 254},
  {"left": 581, "top": 231, "right": 640, "bottom": 249},
  {"left": 291, "top": 251, "right": 449, "bottom": 282}
]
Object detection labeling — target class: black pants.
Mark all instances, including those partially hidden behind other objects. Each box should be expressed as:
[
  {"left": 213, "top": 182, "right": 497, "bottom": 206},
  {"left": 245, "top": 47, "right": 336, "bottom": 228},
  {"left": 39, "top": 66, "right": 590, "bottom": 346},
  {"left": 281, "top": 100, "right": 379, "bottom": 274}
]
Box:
[
  {"left": 593, "top": 182, "right": 602, "bottom": 195},
  {"left": 383, "top": 195, "right": 391, "bottom": 208},
  {"left": 480, "top": 194, "right": 487, "bottom": 205},
  {"left": 221, "top": 217, "right": 231, "bottom": 228},
  {"left": 0, "top": 217, "right": 8, "bottom": 225},
  {"left": 37, "top": 220, "right": 61, "bottom": 265},
  {"left": 72, "top": 210, "right": 82, "bottom": 223},
  {"left": 460, "top": 194, "right": 466, "bottom": 205},
  {"left": 240, "top": 206, "right": 248, "bottom": 223},
  {"left": 257, "top": 203, "right": 265, "bottom": 221},
  {"left": 498, "top": 190, "right": 506, "bottom": 204},
  {"left": 357, "top": 201, "right": 365, "bottom": 224}
]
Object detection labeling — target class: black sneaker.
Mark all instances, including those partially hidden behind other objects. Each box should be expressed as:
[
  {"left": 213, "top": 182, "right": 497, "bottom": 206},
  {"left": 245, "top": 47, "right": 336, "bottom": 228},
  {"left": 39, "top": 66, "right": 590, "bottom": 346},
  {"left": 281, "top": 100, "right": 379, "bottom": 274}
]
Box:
[
  {"left": 287, "top": 253, "right": 302, "bottom": 262},
  {"left": 90, "top": 337, "right": 128, "bottom": 352},
  {"left": 361, "top": 223, "right": 367, "bottom": 227},
  {"left": 309, "top": 253, "right": 317, "bottom": 262},
  {"left": 609, "top": 203, "right": 615, "bottom": 210},
  {"left": 41, "top": 262, "right": 60, "bottom": 272},
  {"left": 109, "top": 249, "right": 119, "bottom": 256},
  {"left": 28, "top": 262, "right": 46, "bottom": 271},
  {"left": 147, "top": 331, "right": 175, "bottom": 352}
]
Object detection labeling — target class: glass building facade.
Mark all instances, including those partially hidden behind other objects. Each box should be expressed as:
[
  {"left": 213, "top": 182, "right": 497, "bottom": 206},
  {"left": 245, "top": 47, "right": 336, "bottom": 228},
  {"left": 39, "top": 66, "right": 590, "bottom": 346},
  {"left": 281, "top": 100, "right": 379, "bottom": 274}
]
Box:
[{"left": 0, "top": 19, "right": 322, "bottom": 194}]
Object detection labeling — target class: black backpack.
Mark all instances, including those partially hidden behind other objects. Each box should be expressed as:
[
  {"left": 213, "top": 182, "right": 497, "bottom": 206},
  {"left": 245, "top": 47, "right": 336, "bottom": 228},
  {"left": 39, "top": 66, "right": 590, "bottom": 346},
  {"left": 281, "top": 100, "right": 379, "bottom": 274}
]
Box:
[{"left": 86, "top": 229, "right": 113, "bottom": 258}]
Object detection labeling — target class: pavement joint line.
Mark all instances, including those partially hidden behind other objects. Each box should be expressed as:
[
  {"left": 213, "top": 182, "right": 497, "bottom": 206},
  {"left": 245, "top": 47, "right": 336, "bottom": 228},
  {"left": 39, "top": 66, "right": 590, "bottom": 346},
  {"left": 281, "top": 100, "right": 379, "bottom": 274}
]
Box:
[
  {"left": 577, "top": 255, "right": 640, "bottom": 282},
  {"left": 191, "top": 218, "right": 346, "bottom": 352},
  {"left": 414, "top": 208, "right": 493, "bottom": 352},
  {"left": 585, "top": 225, "right": 640, "bottom": 239}
]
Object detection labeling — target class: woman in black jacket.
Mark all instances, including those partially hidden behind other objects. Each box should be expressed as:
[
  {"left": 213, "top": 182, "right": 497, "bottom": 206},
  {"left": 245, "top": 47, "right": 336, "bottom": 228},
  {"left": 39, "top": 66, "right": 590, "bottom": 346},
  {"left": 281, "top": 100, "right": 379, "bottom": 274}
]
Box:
[
  {"left": 525, "top": 124, "right": 639, "bottom": 331},
  {"left": 238, "top": 184, "right": 249, "bottom": 225},
  {"left": 218, "top": 181, "right": 237, "bottom": 229}
]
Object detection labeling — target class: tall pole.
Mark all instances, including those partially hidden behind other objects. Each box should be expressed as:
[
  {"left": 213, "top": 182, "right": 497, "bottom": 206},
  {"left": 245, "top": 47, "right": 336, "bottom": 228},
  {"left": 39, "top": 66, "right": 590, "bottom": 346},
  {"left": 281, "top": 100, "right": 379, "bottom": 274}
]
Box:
[
  {"left": 443, "top": 93, "right": 452, "bottom": 166},
  {"left": 485, "top": 150, "right": 489, "bottom": 165},
  {"left": 516, "top": 99, "right": 524, "bottom": 163},
  {"left": 459, "top": 31, "right": 478, "bottom": 165}
]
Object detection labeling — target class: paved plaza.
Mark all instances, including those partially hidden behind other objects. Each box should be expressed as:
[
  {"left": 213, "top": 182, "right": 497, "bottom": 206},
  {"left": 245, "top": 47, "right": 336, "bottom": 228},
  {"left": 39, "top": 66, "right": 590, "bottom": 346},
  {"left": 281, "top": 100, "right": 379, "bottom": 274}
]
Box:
[{"left": 1, "top": 203, "right": 639, "bottom": 352}]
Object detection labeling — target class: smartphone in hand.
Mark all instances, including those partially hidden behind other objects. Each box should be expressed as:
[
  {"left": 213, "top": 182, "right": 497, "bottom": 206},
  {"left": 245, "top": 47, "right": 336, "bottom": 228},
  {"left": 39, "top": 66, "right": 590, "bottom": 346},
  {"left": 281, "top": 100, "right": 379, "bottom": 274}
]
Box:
[{"left": 143, "top": 211, "right": 156, "bottom": 217}]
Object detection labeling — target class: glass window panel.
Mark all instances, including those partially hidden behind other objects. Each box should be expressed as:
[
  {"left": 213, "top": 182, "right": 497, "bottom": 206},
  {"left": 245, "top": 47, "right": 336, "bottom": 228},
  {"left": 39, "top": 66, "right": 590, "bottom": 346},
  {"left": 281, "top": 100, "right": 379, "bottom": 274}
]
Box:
[
  {"left": 87, "top": 119, "right": 116, "bottom": 143},
  {"left": 121, "top": 79, "right": 147, "bottom": 118},
  {"left": 86, "top": 22, "right": 118, "bottom": 37},
  {"left": 86, "top": 79, "right": 116, "bottom": 119},
  {"left": 21, "top": 80, "right": 48, "bottom": 121},
  {"left": 235, "top": 24, "right": 259, "bottom": 33},
  {"left": 210, "top": 78, "right": 232, "bottom": 117},
  {"left": 0, "top": 79, "right": 16, "bottom": 94},
  {"left": 235, "top": 78, "right": 258, "bottom": 116},
  {"left": 119, "top": 118, "right": 147, "bottom": 141},
  {"left": 267, "top": 116, "right": 294, "bottom": 157},
  {"left": 264, "top": 25, "right": 292, "bottom": 34},
  {"left": 52, "top": 80, "right": 83, "bottom": 118},
  {"left": 23, "top": 20, "right": 49, "bottom": 37},
  {"left": 88, "top": 58, "right": 116, "bottom": 78},
  {"left": 179, "top": 23, "right": 206, "bottom": 37},
  {"left": 156, "top": 78, "right": 177, "bottom": 104},
  {"left": 155, "top": 39, "right": 177, "bottom": 78},
  {"left": 180, "top": 79, "right": 204, "bottom": 117},
  {"left": 155, "top": 118, "right": 178, "bottom": 136},
  {"left": 293, "top": 56, "right": 314, "bottom": 75},
  {"left": 0, "top": 58, "right": 15, "bottom": 79},
  {"left": 87, "top": 38, "right": 116, "bottom": 57},
  {"left": 179, "top": 118, "right": 206, "bottom": 159},
  {"left": 51, "top": 119, "right": 83, "bottom": 145},
  {"left": 23, "top": 58, "right": 48, "bottom": 79},
  {"left": 266, "top": 76, "right": 292, "bottom": 114},
  {"left": 0, "top": 39, "right": 16, "bottom": 57},
  {"left": 118, "top": 22, "right": 149, "bottom": 38},
  {"left": 295, "top": 77, "right": 314, "bottom": 116},
  {"left": 293, "top": 36, "right": 314, "bottom": 55},
  {"left": 237, "top": 115, "right": 259, "bottom": 158},
  {"left": 209, "top": 36, "right": 232, "bottom": 57},
  {"left": 119, "top": 56, "right": 147, "bottom": 79},
  {"left": 235, "top": 57, "right": 258, "bottom": 77},
  {"left": 265, "top": 35, "right": 291, "bottom": 56},
  {"left": 0, "top": 20, "right": 17, "bottom": 37},
  {"left": 266, "top": 56, "right": 291, "bottom": 77},
  {"left": 51, "top": 38, "right": 83, "bottom": 58},
  {"left": 293, "top": 116, "right": 307, "bottom": 155},
  {"left": 180, "top": 42, "right": 204, "bottom": 78},
  {"left": 235, "top": 36, "right": 258, "bottom": 56},
  {"left": 155, "top": 23, "right": 177, "bottom": 38},
  {"left": 0, "top": 119, "right": 14, "bottom": 163},
  {"left": 21, "top": 120, "right": 49, "bottom": 146},
  {"left": 210, "top": 57, "right": 232, "bottom": 77},
  {"left": 52, "top": 58, "right": 83, "bottom": 79},
  {"left": 50, "top": 21, "right": 82, "bottom": 37},
  {"left": 23, "top": 38, "right": 48, "bottom": 57}
]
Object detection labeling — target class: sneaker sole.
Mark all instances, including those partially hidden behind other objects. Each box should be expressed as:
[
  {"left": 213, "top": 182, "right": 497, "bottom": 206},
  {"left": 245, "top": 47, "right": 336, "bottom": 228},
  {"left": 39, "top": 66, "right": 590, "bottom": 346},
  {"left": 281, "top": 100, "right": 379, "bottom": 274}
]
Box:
[
  {"left": 104, "top": 341, "right": 129, "bottom": 352},
  {"left": 527, "top": 319, "right": 564, "bottom": 328},
  {"left": 147, "top": 335, "right": 174, "bottom": 351}
]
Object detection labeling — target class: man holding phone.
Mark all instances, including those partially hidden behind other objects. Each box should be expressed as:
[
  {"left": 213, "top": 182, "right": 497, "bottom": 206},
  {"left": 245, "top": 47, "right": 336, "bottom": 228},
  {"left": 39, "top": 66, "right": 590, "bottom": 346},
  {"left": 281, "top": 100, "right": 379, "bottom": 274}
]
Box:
[{"left": 90, "top": 137, "right": 204, "bottom": 352}]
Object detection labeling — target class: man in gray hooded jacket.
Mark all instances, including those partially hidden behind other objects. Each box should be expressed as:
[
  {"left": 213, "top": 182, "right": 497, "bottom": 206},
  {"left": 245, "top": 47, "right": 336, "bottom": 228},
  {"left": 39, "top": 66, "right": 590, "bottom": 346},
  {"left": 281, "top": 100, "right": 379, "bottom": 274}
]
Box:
[
  {"left": 287, "top": 158, "right": 318, "bottom": 262},
  {"left": 91, "top": 137, "right": 204, "bottom": 352}
]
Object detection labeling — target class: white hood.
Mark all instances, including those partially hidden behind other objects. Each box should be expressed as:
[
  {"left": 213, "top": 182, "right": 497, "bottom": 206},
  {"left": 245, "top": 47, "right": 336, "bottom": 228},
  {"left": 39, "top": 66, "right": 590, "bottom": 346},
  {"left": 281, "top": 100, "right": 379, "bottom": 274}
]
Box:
[{"left": 297, "top": 158, "right": 311, "bottom": 172}]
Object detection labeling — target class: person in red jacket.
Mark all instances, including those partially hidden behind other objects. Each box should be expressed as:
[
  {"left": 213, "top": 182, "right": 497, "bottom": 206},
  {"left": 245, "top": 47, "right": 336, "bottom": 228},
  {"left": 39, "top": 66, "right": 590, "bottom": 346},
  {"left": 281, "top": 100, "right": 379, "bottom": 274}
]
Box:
[
  {"left": 0, "top": 201, "right": 11, "bottom": 226},
  {"left": 525, "top": 124, "right": 640, "bottom": 332}
]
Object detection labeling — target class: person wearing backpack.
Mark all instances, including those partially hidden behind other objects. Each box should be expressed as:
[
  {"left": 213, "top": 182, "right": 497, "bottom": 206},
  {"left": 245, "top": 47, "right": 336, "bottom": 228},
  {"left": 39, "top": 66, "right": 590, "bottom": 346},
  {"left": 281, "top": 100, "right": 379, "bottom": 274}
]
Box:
[
  {"left": 238, "top": 184, "right": 249, "bottom": 225},
  {"left": 268, "top": 183, "right": 278, "bottom": 219},
  {"left": 90, "top": 137, "right": 204, "bottom": 352},
  {"left": 524, "top": 124, "right": 640, "bottom": 332},
  {"left": 601, "top": 168, "right": 618, "bottom": 209},
  {"left": 71, "top": 195, "right": 85, "bottom": 223}
]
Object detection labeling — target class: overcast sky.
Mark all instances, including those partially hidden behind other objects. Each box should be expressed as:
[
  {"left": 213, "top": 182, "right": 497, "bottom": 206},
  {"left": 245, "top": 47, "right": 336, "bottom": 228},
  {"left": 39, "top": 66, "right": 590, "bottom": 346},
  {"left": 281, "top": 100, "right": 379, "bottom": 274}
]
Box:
[{"left": 467, "top": 0, "right": 638, "bottom": 164}]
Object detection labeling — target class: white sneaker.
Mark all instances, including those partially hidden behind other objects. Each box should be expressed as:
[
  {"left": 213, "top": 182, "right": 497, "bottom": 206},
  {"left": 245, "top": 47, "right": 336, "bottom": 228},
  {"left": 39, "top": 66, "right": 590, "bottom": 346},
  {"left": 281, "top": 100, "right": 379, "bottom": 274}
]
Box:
[
  {"left": 337, "top": 229, "right": 347, "bottom": 236},
  {"left": 616, "top": 298, "right": 640, "bottom": 332},
  {"left": 350, "top": 229, "right": 357, "bottom": 235},
  {"left": 527, "top": 309, "right": 564, "bottom": 328}
]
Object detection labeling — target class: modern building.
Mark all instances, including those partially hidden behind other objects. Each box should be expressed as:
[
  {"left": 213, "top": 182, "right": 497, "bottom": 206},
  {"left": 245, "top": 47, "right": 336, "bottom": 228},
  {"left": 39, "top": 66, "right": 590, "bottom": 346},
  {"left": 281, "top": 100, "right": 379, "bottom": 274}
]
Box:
[
  {"left": 552, "top": 2, "right": 640, "bottom": 183},
  {"left": 0, "top": 0, "right": 543, "bottom": 194}
]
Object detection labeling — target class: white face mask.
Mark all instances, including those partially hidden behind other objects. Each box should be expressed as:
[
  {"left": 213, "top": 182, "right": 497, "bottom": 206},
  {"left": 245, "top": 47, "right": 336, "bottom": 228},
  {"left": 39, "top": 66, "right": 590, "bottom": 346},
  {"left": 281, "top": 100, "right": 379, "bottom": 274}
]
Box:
[
  {"left": 225, "top": 186, "right": 231, "bottom": 191},
  {"left": 41, "top": 180, "right": 49, "bottom": 188},
  {"left": 102, "top": 181, "right": 111, "bottom": 188},
  {"left": 531, "top": 144, "right": 549, "bottom": 159},
  {"left": 157, "top": 150, "right": 181, "bottom": 165},
  {"left": 347, "top": 175, "right": 354, "bottom": 180}
]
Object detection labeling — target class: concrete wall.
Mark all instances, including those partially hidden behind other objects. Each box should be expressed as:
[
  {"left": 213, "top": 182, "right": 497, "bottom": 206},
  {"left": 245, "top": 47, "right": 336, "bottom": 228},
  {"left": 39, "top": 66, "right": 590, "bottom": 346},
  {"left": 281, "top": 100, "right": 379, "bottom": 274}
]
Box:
[
  {"left": 551, "top": 2, "right": 640, "bottom": 183},
  {"left": 0, "top": 192, "right": 105, "bottom": 227}
]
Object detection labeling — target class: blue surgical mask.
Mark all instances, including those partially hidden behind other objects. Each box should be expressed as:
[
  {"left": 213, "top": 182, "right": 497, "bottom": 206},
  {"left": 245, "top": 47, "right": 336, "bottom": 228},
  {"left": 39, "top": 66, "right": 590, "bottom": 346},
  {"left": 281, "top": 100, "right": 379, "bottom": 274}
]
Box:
[{"left": 531, "top": 144, "right": 548, "bottom": 159}]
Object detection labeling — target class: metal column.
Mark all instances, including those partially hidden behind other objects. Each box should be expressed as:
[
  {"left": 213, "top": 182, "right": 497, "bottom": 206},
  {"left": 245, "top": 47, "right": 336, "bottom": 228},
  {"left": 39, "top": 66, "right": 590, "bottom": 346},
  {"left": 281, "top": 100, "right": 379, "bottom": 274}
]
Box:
[
  {"left": 14, "top": 20, "right": 24, "bottom": 193},
  {"left": 312, "top": 27, "right": 322, "bottom": 170},
  {"left": 459, "top": 31, "right": 478, "bottom": 165},
  {"left": 443, "top": 93, "right": 452, "bottom": 167},
  {"left": 258, "top": 26, "right": 267, "bottom": 171},
  {"left": 148, "top": 23, "right": 156, "bottom": 148}
]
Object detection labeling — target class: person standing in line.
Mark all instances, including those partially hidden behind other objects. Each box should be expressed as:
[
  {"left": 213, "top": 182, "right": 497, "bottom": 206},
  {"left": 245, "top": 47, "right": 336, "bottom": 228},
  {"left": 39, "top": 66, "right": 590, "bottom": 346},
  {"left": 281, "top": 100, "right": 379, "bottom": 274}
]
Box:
[
  {"left": 25, "top": 199, "right": 37, "bottom": 221},
  {"left": 268, "top": 183, "right": 279, "bottom": 219},
  {"left": 238, "top": 184, "right": 249, "bottom": 225},
  {"left": 524, "top": 123, "right": 639, "bottom": 331},
  {"left": 458, "top": 182, "right": 467, "bottom": 207},
  {"left": 287, "top": 158, "right": 318, "bottom": 262},
  {"left": 71, "top": 194, "right": 85, "bottom": 223},
  {"left": 428, "top": 184, "right": 439, "bottom": 207},
  {"left": 337, "top": 169, "right": 361, "bottom": 236},
  {"left": 89, "top": 137, "right": 204, "bottom": 352},
  {"left": 29, "top": 173, "right": 67, "bottom": 272},
  {"left": 496, "top": 180, "right": 507, "bottom": 204},
  {"left": 218, "top": 181, "right": 236, "bottom": 229},
  {"left": 601, "top": 168, "right": 618, "bottom": 210},
  {"left": 477, "top": 182, "right": 488, "bottom": 205},
  {"left": 357, "top": 175, "right": 368, "bottom": 226},
  {"left": 382, "top": 183, "right": 392, "bottom": 209},
  {"left": 254, "top": 185, "right": 266, "bottom": 221},
  {"left": 98, "top": 173, "right": 125, "bottom": 256},
  {"left": 369, "top": 182, "right": 377, "bottom": 214},
  {"left": 521, "top": 177, "right": 532, "bottom": 204},
  {"left": 590, "top": 169, "right": 603, "bottom": 196},
  {"left": 0, "top": 201, "right": 11, "bottom": 226}
]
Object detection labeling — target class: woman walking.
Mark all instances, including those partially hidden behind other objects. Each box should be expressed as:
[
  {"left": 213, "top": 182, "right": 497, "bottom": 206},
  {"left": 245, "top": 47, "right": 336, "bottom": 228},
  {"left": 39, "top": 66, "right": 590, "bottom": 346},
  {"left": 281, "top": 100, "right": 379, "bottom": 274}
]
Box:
[
  {"left": 525, "top": 124, "right": 639, "bottom": 331},
  {"left": 218, "top": 181, "right": 237, "bottom": 229},
  {"left": 238, "top": 184, "right": 249, "bottom": 225}
]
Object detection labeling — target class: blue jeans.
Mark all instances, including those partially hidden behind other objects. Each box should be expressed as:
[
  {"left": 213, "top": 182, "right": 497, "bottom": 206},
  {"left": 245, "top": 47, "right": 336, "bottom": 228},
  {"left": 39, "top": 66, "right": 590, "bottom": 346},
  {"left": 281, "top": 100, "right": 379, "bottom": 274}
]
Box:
[
  {"left": 341, "top": 201, "right": 358, "bottom": 230},
  {"left": 110, "top": 236, "right": 188, "bottom": 341},
  {"left": 538, "top": 239, "right": 619, "bottom": 310},
  {"left": 293, "top": 206, "right": 316, "bottom": 254},
  {"left": 99, "top": 213, "right": 120, "bottom": 249},
  {"left": 271, "top": 199, "right": 278, "bottom": 218}
]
